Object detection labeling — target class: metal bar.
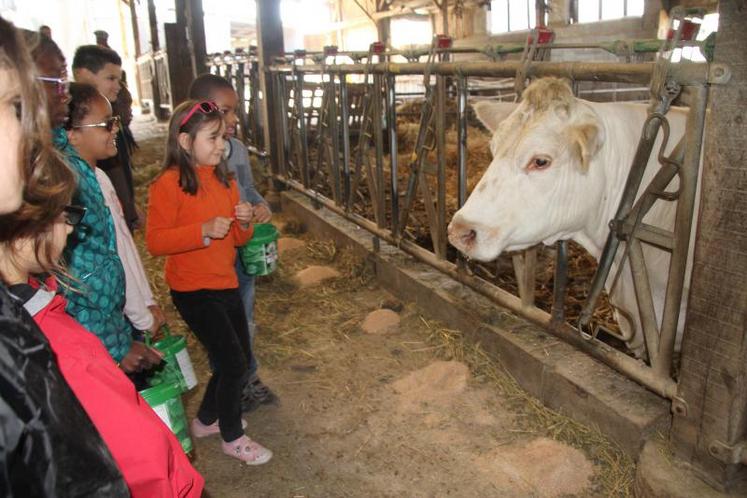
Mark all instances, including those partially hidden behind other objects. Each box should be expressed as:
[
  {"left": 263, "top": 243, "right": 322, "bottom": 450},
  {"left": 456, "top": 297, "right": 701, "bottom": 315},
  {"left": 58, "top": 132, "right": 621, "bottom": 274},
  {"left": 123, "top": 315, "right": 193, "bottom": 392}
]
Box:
[
  {"left": 628, "top": 237, "right": 661, "bottom": 363},
  {"left": 386, "top": 73, "right": 399, "bottom": 236},
  {"left": 277, "top": 176, "right": 678, "bottom": 399},
  {"left": 372, "top": 73, "right": 386, "bottom": 228},
  {"left": 456, "top": 75, "right": 468, "bottom": 208},
  {"left": 339, "top": 77, "right": 352, "bottom": 211},
  {"left": 269, "top": 74, "right": 285, "bottom": 177},
  {"left": 551, "top": 240, "right": 569, "bottom": 325},
  {"left": 435, "top": 74, "right": 447, "bottom": 259},
  {"left": 655, "top": 85, "right": 709, "bottom": 378},
  {"left": 294, "top": 72, "right": 311, "bottom": 188},
  {"left": 277, "top": 76, "right": 290, "bottom": 178},
  {"left": 235, "top": 61, "right": 247, "bottom": 142},
  {"left": 328, "top": 75, "right": 342, "bottom": 204},
  {"left": 268, "top": 61, "right": 711, "bottom": 86},
  {"left": 632, "top": 224, "right": 675, "bottom": 251}
]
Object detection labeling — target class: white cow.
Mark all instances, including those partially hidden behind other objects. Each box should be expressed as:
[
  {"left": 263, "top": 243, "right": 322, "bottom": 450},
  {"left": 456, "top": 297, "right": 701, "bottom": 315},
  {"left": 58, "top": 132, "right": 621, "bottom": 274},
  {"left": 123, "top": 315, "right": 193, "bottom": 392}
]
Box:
[{"left": 448, "top": 77, "right": 692, "bottom": 357}]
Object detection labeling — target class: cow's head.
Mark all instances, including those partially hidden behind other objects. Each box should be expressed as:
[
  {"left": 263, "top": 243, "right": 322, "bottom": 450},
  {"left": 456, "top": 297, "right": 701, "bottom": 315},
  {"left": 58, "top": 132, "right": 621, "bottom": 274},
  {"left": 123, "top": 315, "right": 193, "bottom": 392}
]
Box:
[{"left": 448, "top": 78, "right": 605, "bottom": 261}]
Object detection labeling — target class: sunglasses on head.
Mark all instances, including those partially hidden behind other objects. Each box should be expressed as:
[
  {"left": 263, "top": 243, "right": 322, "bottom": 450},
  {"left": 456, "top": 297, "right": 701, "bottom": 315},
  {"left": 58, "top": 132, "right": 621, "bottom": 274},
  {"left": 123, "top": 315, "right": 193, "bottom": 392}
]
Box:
[
  {"left": 179, "top": 101, "right": 219, "bottom": 128},
  {"left": 36, "top": 76, "right": 70, "bottom": 96},
  {"left": 63, "top": 205, "right": 86, "bottom": 226},
  {"left": 72, "top": 115, "right": 121, "bottom": 132}
]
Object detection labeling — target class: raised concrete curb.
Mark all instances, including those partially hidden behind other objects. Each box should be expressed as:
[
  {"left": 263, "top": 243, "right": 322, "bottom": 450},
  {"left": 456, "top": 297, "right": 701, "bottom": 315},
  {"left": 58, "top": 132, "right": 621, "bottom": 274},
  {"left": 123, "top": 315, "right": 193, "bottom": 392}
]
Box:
[
  {"left": 281, "top": 190, "right": 670, "bottom": 458},
  {"left": 634, "top": 440, "right": 747, "bottom": 497}
]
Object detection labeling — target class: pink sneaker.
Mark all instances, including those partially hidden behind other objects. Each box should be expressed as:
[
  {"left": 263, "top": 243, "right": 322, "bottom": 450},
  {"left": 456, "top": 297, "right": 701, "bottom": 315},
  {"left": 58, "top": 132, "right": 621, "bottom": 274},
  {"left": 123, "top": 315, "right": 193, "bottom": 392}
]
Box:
[
  {"left": 191, "top": 418, "right": 247, "bottom": 438},
  {"left": 221, "top": 435, "right": 273, "bottom": 465}
]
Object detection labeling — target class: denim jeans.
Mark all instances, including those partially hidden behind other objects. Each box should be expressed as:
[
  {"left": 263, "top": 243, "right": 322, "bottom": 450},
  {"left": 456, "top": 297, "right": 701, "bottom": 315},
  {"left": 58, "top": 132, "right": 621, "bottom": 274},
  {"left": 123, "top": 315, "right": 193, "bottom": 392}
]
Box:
[{"left": 235, "top": 255, "right": 258, "bottom": 378}]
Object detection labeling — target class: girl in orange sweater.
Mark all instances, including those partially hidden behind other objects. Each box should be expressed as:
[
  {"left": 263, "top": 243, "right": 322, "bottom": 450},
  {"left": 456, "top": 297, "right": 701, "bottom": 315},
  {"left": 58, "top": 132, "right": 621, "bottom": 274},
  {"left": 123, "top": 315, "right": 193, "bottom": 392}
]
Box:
[{"left": 146, "top": 100, "right": 272, "bottom": 465}]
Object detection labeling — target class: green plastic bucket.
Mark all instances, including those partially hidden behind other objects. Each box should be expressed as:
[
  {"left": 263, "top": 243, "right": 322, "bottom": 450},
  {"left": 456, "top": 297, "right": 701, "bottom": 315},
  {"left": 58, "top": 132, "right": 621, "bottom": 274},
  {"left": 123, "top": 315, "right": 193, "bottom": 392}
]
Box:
[
  {"left": 151, "top": 326, "right": 197, "bottom": 392},
  {"left": 239, "top": 223, "right": 279, "bottom": 276},
  {"left": 140, "top": 381, "right": 193, "bottom": 454}
]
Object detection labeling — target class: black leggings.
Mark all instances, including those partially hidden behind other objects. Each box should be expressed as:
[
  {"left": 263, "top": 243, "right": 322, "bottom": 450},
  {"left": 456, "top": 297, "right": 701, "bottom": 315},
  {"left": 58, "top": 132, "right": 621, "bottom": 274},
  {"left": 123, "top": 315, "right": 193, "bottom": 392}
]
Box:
[{"left": 171, "top": 288, "right": 251, "bottom": 442}]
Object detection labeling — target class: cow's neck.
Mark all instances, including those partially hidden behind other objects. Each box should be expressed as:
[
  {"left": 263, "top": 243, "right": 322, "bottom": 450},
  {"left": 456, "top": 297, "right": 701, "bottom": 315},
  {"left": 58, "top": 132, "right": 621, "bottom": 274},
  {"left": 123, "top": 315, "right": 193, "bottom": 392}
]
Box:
[{"left": 574, "top": 102, "right": 643, "bottom": 262}]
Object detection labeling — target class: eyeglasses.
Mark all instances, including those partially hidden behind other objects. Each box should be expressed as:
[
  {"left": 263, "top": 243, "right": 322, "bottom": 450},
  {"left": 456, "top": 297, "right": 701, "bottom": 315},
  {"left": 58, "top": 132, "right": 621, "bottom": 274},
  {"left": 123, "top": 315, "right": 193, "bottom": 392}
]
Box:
[
  {"left": 36, "top": 76, "right": 70, "bottom": 96},
  {"left": 179, "top": 101, "right": 219, "bottom": 128},
  {"left": 63, "top": 205, "right": 87, "bottom": 226},
  {"left": 72, "top": 115, "right": 121, "bottom": 132}
]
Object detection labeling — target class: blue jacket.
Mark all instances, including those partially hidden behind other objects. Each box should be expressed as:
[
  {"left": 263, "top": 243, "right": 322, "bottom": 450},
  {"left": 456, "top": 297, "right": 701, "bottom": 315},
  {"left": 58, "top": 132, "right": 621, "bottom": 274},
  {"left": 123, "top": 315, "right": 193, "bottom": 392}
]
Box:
[{"left": 53, "top": 128, "right": 133, "bottom": 362}]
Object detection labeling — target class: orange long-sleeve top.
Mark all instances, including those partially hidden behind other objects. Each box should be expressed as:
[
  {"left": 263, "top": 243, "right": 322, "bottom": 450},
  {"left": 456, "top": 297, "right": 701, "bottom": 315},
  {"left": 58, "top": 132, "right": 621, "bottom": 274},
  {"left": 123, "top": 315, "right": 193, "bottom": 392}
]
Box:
[{"left": 146, "top": 165, "right": 253, "bottom": 292}]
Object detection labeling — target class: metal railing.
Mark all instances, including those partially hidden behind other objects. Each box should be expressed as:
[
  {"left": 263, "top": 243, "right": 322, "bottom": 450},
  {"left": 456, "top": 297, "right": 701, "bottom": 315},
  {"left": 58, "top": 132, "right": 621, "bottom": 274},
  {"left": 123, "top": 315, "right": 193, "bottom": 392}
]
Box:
[{"left": 207, "top": 12, "right": 730, "bottom": 403}]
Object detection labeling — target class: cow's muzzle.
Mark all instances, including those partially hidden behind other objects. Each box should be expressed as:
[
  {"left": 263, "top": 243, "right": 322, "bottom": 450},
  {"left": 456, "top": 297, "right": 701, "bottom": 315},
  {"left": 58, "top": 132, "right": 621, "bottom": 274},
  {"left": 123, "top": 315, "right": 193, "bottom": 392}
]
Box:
[{"left": 447, "top": 218, "right": 477, "bottom": 251}]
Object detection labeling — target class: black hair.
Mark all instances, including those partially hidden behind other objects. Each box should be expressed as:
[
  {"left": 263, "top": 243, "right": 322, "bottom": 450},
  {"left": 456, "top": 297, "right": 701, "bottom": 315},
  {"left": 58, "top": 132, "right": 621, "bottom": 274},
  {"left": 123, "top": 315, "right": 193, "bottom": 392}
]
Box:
[
  {"left": 64, "top": 82, "right": 103, "bottom": 129},
  {"left": 22, "top": 30, "right": 65, "bottom": 64},
  {"left": 188, "top": 73, "right": 234, "bottom": 100},
  {"left": 72, "top": 44, "right": 121, "bottom": 73}
]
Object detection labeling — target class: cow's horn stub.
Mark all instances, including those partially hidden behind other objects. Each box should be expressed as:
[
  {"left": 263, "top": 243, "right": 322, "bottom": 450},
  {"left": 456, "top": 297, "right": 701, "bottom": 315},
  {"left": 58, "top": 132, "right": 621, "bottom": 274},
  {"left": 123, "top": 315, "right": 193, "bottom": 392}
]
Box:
[{"left": 522, "top": 77, "right": 574, "bottom": 114}]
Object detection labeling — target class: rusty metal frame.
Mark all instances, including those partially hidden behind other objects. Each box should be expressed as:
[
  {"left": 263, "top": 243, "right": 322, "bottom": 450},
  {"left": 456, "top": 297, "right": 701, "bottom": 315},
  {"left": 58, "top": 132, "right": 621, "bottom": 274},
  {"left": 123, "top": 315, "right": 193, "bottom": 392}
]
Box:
[{"left": 210, "top": 32, "right": 729, "bottom": 400}]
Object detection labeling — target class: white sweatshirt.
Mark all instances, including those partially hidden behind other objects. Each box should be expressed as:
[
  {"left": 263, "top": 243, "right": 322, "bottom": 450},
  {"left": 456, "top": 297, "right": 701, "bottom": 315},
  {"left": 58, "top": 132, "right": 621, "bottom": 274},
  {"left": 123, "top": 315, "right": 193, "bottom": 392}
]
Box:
[{"left": 95, "top": 168, "right": 155, "bottom": 331}]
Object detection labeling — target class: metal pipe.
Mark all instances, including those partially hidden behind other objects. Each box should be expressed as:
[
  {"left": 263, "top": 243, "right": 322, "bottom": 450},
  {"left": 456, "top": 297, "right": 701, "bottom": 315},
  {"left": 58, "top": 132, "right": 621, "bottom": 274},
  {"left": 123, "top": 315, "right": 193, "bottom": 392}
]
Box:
[
  {"left": 268, "top": 61, "right": 711, "bottom": 86},
  {"left": 655, "top": 85, "right": 708, "bottom": 378},
  {"left": 340, "top": 78, "right": 352, "bottom": 211},
  {"left": 628, "top": 238, "right": 661, "bottom": 363},
  {"left": 328, "top": 75, "right": 342, "bottom": 204},
  {"left": 293, "top": 71, "right": 310, "bottom": 188},
  {"left": 372, "top": 73, "right": 386, "bottom": 228},
  {"left": 435, "top": 74, "right": 447, "bottom": 259},
  {"left": 456, "top": 75, "right": 468, "bottom": 208},
  {"left": 277, "top": 176, "right": 678, "bottom": 399},
  {"left": 386, "top": 74, "right": 399, "bottom": 235},
  {"left": 551, "top": 240, "right": 568, "bottom": 326}
]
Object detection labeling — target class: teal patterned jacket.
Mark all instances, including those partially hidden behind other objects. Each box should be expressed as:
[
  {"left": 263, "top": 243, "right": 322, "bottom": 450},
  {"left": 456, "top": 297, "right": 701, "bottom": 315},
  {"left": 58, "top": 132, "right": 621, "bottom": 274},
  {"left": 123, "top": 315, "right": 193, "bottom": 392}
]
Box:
[{"left": 53, "top": 128, "right": 133, "bottom": 362}]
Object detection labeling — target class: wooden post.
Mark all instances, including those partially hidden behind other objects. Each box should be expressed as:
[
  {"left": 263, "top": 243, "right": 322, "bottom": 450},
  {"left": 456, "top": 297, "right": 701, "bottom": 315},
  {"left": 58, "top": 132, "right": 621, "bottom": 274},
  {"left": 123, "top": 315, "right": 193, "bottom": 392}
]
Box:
[
  {"left": 256, "top": 0, "right": 285, "bottom": 182},
  {"left": 670, "top": 0, "right": 747, "bottom": 491},
  {"left": 186, "top": 0, "right": 207, "bottom": 76}
]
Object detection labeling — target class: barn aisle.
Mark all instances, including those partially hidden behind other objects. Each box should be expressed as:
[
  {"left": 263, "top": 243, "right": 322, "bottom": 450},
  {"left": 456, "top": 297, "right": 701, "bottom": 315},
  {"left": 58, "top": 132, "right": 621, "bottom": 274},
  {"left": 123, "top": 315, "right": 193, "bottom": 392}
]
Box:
[{"left": 130, "top": 115, "right": 632, "bottom": 497}]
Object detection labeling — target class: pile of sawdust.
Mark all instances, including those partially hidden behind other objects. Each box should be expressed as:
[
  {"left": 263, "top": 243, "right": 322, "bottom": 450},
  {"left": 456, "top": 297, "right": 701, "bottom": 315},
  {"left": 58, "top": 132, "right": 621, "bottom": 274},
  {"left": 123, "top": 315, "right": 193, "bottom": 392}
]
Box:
[
  {"left": 476, "top": 437, "right": 594, "bottom": 497},
  {"left": 392, "top": 360, "right": 469, "bottom": 411},
  {"left": 360, "top": 309, "right": 401, "bottom": 335},
  {"left": 294, "top": 265, "right": 341, "bottom": 288}
]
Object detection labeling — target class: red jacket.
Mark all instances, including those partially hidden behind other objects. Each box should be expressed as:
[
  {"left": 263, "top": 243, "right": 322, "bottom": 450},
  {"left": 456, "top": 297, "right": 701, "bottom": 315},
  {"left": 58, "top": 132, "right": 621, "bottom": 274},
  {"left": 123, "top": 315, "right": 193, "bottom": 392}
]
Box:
[{"left": 28, "top": 279, "right": 204, "bottom": 498}]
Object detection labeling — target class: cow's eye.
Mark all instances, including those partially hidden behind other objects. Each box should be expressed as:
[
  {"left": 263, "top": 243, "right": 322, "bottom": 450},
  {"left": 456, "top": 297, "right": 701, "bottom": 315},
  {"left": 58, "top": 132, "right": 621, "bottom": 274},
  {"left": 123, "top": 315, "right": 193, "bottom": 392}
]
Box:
[{"left": 527, "top": 156, "right": 552, "bottom": 171}]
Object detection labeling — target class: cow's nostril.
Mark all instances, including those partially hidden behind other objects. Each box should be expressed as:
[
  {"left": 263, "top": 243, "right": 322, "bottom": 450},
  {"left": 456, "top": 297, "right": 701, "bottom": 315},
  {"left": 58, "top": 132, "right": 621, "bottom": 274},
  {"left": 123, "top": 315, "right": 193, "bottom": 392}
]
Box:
[{"left": 463, "top": 229, "right": 476, "bottom": 245}]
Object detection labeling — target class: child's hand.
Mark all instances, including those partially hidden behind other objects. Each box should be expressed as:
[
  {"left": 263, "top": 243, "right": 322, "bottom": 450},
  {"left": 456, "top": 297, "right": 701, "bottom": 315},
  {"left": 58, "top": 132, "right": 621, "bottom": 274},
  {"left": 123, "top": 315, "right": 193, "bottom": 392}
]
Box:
[
  {"left": 234, "top": 202, "right": 254, "bottom": 227},
  {"left": 202, "top": 216, "right": 233, "bottom": 239},
  {"left": 148, "top": 305, "right": 166, "bottom": 335},
  {"left": 119, "top": 342, "right": 163, "bottom": 373},
  {"left": 252, "top": 203, "right": 272, "bottom": 223}
]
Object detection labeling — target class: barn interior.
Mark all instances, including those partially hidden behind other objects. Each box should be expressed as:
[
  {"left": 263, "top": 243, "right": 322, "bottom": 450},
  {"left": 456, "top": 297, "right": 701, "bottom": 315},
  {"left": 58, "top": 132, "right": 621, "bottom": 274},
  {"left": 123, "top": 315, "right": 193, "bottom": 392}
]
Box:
[{"left": 4, "top": 0, "right": 746, "bottom": 496}]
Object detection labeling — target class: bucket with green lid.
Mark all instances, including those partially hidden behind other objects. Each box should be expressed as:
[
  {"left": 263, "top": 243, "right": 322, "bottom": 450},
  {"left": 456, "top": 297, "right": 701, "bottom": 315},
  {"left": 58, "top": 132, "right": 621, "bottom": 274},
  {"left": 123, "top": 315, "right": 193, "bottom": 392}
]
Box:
[
  {"left": 239, "top": 223, "right": 279, "bottom": 276},
  {"left": 148, "top": 325, "right": 197, "bottom": 392},
  {"left": 139, "top": 381, "right": 193, "bottom": 454}
]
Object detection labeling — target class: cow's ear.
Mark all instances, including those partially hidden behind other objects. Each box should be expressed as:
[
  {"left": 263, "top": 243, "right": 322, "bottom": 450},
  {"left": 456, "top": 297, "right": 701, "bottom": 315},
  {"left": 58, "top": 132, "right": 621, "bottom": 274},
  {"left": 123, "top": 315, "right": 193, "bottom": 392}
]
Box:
[
  {"left": 472, "top": 101, "right": 518, "bottom": 133},
  {"left": 569, "top": 122, "right": 602, "bottom": 172}
]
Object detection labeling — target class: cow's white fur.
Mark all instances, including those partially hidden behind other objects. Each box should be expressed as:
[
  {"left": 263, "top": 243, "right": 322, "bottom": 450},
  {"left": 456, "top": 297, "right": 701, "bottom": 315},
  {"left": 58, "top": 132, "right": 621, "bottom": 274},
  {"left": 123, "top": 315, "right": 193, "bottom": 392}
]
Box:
[{"left": 449, "top": 78, "right": 691, "bottom": 356}]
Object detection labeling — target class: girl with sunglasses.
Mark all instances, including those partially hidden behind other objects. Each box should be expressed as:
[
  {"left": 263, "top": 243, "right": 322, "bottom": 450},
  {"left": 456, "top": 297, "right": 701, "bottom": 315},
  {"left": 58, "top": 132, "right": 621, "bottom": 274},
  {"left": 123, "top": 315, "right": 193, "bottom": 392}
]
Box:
[
  {"left": 0, "top": 158, "right": 204, "bottom": 498},
  {"left": 59, "top": 82, "right": 163, "bottom": 379},
  {"left": 147, "top": 99, "right": 272, "bottom": 465}
]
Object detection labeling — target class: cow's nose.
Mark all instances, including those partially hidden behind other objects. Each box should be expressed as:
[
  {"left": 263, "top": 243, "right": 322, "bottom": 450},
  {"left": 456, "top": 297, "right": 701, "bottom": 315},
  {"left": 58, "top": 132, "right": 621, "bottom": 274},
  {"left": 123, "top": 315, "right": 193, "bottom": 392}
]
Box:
[{"left": 447, "top": 220, "right": 477, "bottom": 248}]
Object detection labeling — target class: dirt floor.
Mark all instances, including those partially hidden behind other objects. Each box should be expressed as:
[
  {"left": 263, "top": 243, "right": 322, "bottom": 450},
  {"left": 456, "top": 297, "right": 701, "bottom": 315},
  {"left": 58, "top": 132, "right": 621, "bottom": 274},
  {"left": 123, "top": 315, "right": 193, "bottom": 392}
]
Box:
[{"left": 129, "top": 115, "right": 634, "bottom": 497}]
